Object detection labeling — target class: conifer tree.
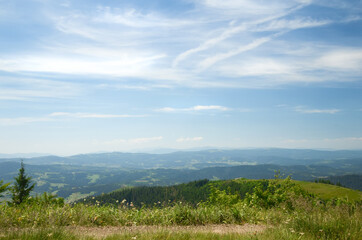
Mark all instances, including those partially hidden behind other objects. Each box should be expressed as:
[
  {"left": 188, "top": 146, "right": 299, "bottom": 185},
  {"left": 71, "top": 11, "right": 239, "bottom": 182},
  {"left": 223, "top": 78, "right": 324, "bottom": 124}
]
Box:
[{"left": 11, "top": 161, "right": 35, "bottom": 205}]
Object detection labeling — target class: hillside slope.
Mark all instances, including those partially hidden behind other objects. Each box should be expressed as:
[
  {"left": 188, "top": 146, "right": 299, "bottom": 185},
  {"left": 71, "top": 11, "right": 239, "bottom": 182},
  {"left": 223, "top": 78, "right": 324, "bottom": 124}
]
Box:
[{"left": 83, "top": 178, "right": 361, "bottom": 206}]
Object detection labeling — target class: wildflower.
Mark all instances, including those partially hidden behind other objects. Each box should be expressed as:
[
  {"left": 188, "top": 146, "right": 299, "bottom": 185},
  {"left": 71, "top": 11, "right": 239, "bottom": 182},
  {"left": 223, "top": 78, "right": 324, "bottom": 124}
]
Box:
[
  {"left": 116, "top": 200, "right": 119, "bottom": 203},
  {"left": 299, "top": 232, "right": 305, "bottom": 235},
  {"left": 122, "top": 199, "right": 127, "bottom": 203},
  {"left": 92, "top": 197, "right": 95, "bottom": 199}
]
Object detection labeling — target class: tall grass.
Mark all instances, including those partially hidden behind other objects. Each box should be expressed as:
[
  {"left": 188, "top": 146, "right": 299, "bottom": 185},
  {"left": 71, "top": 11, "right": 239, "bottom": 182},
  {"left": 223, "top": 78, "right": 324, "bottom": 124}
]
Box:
[{"left": 0, "top": 200, "right": 360, "bottom": 239}]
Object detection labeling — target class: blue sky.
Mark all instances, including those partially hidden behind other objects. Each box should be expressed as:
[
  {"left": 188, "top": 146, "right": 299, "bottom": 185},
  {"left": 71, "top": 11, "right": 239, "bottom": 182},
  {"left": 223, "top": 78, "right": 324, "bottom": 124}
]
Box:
[{"left": 0, "top": 0, "right": 361, "bottom": 155}]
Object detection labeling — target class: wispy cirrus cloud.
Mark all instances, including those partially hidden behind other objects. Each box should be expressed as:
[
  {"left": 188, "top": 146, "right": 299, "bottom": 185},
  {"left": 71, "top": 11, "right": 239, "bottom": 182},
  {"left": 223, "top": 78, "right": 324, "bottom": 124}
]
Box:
[
  {"left": 173, "top": 1, "right": 311, "bottom": 68},
  {"left": 294, "top": 106, "right": 340, "bottom": 114},
  {"left": 49, "top": 112, "right": 146, "bottom": 118},
  {"left": 94, "top": 7, "right": 192, "bottom": 28},
  {"left": 156, "top": 105, "right": 231, "bottom": 113},
  {"left": 1, "top": 0, "right": 361, "bottom": 98},
  {"left": 0, "top": 76, "right": 81, "bottom": 100},
  {"left": 198, "top": 34, "right": 277, "bottom": 70},
  {"left": 0, "top": 112, "right": 146, "bottom": 126}
]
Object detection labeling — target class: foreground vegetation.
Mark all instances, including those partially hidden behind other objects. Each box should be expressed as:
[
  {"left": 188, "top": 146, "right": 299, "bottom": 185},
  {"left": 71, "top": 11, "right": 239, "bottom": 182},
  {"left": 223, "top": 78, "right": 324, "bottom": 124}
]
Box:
[{"left": 0, "top": 176, "right": 361, "bottom": 239}]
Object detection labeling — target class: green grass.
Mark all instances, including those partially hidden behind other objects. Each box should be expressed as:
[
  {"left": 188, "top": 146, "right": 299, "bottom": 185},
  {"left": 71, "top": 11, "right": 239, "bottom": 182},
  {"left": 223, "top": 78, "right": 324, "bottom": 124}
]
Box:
[
  {"left": 295, "top": 180, "right": 362, "bottom": 202},
  {"left": 65, "top": 192, "right": 96, "bottom": 203},
  {"left": 87, "top": 174, "right": 100, "bottom": 184}
]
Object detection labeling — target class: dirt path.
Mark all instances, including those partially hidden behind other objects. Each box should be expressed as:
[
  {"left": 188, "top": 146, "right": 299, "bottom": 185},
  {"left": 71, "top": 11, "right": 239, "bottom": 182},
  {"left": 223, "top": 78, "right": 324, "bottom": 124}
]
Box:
[{"left": 67, "top": 224, "right": 266, "bottom": 238}]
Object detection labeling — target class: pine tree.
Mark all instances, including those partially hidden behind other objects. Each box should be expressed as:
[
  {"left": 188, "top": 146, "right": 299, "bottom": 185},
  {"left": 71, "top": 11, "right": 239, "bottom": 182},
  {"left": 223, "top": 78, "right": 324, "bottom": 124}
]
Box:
[{"left": 11, "top": 161, "right": 35, "bottom": 205}]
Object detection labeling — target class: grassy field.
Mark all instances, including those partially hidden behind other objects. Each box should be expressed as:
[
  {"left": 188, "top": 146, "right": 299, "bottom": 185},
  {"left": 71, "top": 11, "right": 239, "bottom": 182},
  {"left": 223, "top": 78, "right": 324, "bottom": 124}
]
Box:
[{"left": 295, "top": 180, "right": 362, "bottom": 201}]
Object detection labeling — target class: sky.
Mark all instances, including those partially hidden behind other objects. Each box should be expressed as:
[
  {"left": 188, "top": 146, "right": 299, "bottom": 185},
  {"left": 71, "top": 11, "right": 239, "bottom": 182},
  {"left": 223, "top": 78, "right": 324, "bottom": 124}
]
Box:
[{"left": 0, "top": 0, "right": 362, "bottom": 156}]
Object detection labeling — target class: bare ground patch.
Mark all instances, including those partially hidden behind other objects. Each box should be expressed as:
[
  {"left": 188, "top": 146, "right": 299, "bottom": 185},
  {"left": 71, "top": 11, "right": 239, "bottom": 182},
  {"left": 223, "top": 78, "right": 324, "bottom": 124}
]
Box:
[{"left": 67, "top": 224, "right": 266, "bottom": 238}]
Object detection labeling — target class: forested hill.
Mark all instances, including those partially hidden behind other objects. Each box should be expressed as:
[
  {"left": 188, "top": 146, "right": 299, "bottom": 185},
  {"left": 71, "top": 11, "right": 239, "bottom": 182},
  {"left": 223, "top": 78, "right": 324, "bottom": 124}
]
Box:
[
  {"left": 81, "top": 178, "right": 362, "bottom": 207},
  {"left": 324, "top": 174, "right": 362, "bottom": 191},
  {"left": 80, "top": 179, "right": 265, "bottom": 207}
]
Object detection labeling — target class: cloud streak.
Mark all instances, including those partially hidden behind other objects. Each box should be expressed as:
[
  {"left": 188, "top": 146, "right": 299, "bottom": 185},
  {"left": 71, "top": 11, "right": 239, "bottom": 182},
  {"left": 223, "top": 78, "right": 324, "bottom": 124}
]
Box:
[
  {"left": 0, "top": 112, "right": 146, "bottom": 126},
  {"left": 49, "top": 112, "right": 146, "bottom": 118},
  {"left": 295, "top": 107, "right": 340, "bottom": 114},
  {"left": 156, "top": 105, "right": 231, "bottom": 113}
]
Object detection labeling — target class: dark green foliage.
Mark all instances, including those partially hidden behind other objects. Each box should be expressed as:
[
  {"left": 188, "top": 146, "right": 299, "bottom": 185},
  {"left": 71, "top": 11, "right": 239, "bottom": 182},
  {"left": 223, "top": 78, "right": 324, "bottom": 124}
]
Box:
[
  {"left": 11, "top": 161, "right": 35, "bottom": 205},
  {"left": 82, "top": 179, "right": 267, "bottom": 207},
  {"left": 0, "top": 180, "right": 10, "bottom": 198},
  {"left": 83, "top": 179, "right": 211, "bottom": 207},
  {"left": 314, "top": 178, "right": 338, "bottom": 185},
  {"left": 326, "top": 174, "right": 362, "bottom": 190},
  {"left": 28, "top": 192, "right": 65, "bottom": 206},
  {"left": 243, "top": 177, "right": 312, "bottom": 209}
]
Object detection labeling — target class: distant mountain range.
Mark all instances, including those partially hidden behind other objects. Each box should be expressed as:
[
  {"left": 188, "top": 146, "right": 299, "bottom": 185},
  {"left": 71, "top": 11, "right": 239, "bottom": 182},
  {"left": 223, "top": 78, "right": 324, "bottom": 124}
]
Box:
[{"left": 1, "top": 148, "right": 362, "bottom": 169}]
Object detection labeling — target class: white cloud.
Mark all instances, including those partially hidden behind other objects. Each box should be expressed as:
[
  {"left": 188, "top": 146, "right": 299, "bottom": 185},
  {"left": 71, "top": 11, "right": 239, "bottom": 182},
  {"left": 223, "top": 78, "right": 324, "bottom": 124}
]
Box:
[
  {"left": 0, "top": 112, "right": 146, "bottom": 126},
  {"left": 198, "top": 0, "right": 309, "bottom": 16},
  {"left": 217, "top": 58, "right": 293, "bottom": 77},
  {"left": 209, "top": 44, "right": 362, "bottom": 87},
  {"left": 156, "top": 105, "right": 230, "bottom": 112},
  {"left": 198, "top": 35, "right": 276, "bottom": 70},
  {"left": 196, "top": 17, "right": 332, "bottom": 71},
  {"left": 0, "top": 54, "right": 166, "bottom": 77},
  {"left": 295, "top": 106, "right": 340, "bottom": 114},
  {"left": 0, "top": 76, "right": 81, "bottom": 100},
  {"left": 255, "top": 18, "right": 331, "bottom": 31},
  {"left": 192, "top": 105, "right": 230, "bottom": 111},
  {"left": 1, "top": 0, "right": 361, "bottom": 92},
  {"left": 176, "top": 137, "right": 203, "bottom": 142},
  {"left": 94, "top": 7, "right": 192, "bottom": 28},
  {"left": 49, "top": 112, "right": 146, "bottom": 118},
  {"left": 316, "top": 49, "right": 362, "bottom": 71},
  {"left": 173, "top": 1, "right": 310, "bottom": 68}
]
